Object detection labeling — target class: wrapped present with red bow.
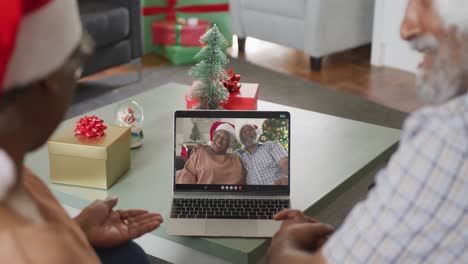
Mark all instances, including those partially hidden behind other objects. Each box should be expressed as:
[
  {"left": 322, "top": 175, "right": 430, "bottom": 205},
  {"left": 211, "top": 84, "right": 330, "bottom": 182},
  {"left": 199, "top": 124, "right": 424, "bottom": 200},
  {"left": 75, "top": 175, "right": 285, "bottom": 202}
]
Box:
[
  {"left": 47, "top": 115, "right": 131, "bottom": 189},
  {"left": 223, "top": 69, "right": 241, "bottom": 93},
  {"left": 186, "top": 70, "right": 259, "bottom": 110},
  {"left": 142, "top": 0, "right": 232, "bottom": 62},
  {"left": 152, "top": 18, "right": 210, "bottom": 47}
]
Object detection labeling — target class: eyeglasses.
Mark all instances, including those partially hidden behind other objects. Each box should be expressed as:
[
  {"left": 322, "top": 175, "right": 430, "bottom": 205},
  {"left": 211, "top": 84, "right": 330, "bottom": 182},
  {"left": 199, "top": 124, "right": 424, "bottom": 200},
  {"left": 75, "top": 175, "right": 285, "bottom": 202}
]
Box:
[{"left": 0, "top": 28, "right": 95, "bottom": 108}]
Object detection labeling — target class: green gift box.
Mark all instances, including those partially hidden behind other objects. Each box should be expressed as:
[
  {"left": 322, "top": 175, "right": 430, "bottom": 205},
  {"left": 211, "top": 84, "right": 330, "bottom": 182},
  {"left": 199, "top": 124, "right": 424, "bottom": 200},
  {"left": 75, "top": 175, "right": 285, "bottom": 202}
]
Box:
[
  {"left": 142, "top": 0, "right": 231, "bottom": 58},
  {"left": 162, "top": 45, "right": 203, "bottom": 65}
]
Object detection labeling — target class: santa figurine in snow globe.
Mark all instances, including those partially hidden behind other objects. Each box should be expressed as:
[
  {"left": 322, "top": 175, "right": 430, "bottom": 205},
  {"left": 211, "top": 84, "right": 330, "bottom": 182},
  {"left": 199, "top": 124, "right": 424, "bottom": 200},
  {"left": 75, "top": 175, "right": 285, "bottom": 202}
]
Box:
[{"left": 114, "top": 101, "right": 144, "bottom": 148}]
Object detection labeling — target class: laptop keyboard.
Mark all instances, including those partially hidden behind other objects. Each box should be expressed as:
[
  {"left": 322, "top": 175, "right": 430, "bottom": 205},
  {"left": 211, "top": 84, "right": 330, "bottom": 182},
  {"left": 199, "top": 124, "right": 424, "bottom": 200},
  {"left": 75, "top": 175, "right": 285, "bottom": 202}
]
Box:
[{"left": 170, "top": 198, "right": 290, "bottom": 220}]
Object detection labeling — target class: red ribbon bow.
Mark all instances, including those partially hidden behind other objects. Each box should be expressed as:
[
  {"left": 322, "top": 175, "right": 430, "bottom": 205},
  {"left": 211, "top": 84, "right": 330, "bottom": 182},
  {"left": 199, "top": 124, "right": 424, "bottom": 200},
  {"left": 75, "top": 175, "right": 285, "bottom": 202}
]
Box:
[
  {"left": 223, "top": 69, "right": 241, "bottom": 93},
  {"left": 74, "top": 115, "right": 107, "bottom": 138},
  {"left": 142, "top": 0, "right": 230, "bottom": 22}
]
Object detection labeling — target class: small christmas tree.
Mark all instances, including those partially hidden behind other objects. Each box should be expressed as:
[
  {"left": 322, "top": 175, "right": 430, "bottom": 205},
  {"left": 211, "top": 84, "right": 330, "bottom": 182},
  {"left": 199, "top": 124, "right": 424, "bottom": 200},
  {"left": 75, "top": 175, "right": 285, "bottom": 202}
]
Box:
[
  {"left": 190, "top": 24, "right": 229, "bottom": 109},
  {"left": 259, "top": 119, "right": 289, "bottom": 151},
  {"left": 190, "top": 123, "right": 201, "bottom": 143}
]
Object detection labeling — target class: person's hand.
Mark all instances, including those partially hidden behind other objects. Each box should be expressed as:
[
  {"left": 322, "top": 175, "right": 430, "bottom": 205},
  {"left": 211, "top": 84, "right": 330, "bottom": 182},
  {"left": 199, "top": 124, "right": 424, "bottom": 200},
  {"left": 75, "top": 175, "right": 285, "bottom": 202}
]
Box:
[
  {"left": 273, "top": 209, "right": 318, "bottom": 223},
  {"left": 75, "top": 196, "right": 163, "bottom": 248},
  {"left": 267, "top": 209, "right": 334, "bottom": 263},
  {"left": 274, "top": 176, "right": 288, "bottom": 185},
  {"left": 272, "top": 210, "right": 334, "bottom": 250}
]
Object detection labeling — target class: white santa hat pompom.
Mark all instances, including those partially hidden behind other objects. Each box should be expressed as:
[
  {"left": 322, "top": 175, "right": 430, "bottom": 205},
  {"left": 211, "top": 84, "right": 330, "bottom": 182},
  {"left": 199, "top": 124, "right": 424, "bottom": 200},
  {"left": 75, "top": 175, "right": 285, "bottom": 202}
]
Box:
[
  {"left": 434, "top": 0, "right": 468, "bottom": 32},
  {"left": 0, "top": 149, "right": 16, "bottom": 201}
]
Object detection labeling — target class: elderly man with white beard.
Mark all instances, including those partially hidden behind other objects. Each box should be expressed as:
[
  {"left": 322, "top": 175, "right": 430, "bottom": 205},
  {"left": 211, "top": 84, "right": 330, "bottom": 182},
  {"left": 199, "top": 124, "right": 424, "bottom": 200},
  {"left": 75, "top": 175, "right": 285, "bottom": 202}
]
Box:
[
  {"left": 267, "top": 0, "right": 468, "bottom": 263},
  {"left": 236, "top": 124, "right": 289, "bottom": 185}
]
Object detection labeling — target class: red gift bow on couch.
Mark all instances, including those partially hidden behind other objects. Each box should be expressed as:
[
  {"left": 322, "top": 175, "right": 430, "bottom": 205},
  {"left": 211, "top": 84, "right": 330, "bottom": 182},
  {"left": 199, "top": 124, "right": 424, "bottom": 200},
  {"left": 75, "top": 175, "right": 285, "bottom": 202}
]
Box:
[
  {"left": 74, "top": 115, "right": 108, "bottom": 138},
  {"left": 142, "top": 0, "right": 229, "bottom": 21}
]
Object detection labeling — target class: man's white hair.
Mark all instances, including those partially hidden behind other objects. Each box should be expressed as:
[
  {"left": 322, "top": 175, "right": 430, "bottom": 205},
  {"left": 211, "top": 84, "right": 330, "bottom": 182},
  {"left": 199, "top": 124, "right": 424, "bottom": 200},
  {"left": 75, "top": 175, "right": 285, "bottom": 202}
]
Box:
[{"left": 435, "top": 0, "right": 468, "bottom": 32}]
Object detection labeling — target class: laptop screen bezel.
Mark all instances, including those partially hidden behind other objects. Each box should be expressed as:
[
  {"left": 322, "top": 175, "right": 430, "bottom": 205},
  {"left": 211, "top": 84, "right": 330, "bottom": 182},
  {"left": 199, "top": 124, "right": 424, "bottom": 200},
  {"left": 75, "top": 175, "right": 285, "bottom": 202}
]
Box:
[{"left": 173, "top": 110, "right": 291, "bottom": 195}]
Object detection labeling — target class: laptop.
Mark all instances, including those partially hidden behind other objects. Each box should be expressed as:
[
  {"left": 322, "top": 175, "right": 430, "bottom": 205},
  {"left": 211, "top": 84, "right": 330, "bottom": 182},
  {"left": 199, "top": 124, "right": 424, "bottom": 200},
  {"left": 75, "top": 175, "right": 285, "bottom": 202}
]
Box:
[{"left": 167, "top": 110, "right": 291, "bottom": 237}]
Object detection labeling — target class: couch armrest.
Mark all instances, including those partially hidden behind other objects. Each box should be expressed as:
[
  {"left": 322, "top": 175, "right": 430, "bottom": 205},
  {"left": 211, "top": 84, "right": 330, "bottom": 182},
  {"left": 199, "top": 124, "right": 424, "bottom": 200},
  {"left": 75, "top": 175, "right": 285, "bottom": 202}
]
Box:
[
  {"left": 113, "top": 0, "right": 142, "bottom": 59},
  {"left": 304, "top": 0, "right": 375, "bottom": 57},
  {"left": 229, "top": 0, "right": 245, "bottom": 38}
]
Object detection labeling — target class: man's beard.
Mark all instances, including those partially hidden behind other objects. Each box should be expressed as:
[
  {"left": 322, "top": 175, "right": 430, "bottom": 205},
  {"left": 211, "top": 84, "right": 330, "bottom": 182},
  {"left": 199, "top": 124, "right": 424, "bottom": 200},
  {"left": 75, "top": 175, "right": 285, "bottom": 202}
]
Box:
[
  {"left": 242, "top": 137, "right": 257, "bottom": 147},
  {"left": 412, "top": 35, "right": 467, "bottom": 104}
]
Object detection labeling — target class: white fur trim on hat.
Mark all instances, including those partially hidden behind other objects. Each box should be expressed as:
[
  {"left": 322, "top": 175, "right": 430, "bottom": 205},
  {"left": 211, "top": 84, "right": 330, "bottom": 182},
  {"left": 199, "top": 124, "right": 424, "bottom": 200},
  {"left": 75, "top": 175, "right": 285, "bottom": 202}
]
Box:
[
  {"left": 210, "top": 122, "right": 236, "bottom": 148},
  {"left": 0, "top": 149, "right": 16, "bottom": 201},
  {"left": 215, "top": 123, "right": 236, "bottom": 136},
  {"left": 434, "top": 0, "right": 468, "bottom": 32},
  {"left": 3, "top": 0, "right": 82, "bottom": 90}
]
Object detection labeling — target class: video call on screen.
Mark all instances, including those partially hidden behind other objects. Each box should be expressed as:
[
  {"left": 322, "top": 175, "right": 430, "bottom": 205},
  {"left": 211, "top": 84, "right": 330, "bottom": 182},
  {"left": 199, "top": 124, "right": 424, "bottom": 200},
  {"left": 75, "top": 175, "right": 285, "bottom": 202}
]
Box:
[{"left": 174, "top": 117, "right": 290, "bottom": 186}]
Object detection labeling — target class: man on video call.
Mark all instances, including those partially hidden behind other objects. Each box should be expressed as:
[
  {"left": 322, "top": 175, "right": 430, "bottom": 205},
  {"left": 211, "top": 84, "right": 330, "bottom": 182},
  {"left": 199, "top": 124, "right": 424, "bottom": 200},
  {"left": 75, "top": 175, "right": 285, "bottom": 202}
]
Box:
[
  {"left": 236, "top": 124, "right": 289, "bottom": 185},
  {"left": 267, "top": 0, "right": 468, "bottom": 263}
]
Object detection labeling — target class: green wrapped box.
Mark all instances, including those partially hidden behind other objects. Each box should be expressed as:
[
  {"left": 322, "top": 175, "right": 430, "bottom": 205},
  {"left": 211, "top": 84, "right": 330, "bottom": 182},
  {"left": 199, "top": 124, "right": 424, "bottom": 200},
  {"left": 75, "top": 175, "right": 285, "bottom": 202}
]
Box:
[
  {"left": 162, "top": 45, "right": 203, "bottom": 65},
  {"left": 142, "top": 0, "right": 231, "bottom": 61}
]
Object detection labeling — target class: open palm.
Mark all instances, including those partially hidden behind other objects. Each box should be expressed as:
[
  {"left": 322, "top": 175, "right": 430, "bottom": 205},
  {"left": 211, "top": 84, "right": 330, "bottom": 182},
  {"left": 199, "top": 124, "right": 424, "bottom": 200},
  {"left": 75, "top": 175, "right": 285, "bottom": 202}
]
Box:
[{"left": 75, "top": 197, "right": 163, "bottom": 248}]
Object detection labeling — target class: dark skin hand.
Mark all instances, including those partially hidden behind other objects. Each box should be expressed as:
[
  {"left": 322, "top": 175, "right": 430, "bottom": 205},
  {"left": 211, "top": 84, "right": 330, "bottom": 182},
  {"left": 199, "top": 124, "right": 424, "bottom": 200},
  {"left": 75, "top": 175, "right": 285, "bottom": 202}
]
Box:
[
  {"left": 268, "top": 209, "right": 335, "bottom": 264},
  {"left": 75, "top": 196, "right": 163, "bottom": 248}
]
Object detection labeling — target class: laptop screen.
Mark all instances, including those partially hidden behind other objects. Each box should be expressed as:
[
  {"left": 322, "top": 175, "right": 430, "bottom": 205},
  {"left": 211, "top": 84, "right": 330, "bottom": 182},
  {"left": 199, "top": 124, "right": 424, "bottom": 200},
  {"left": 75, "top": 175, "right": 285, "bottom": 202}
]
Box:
[{"left": 174, "top": 110, "right": 290, "bottom": 194}]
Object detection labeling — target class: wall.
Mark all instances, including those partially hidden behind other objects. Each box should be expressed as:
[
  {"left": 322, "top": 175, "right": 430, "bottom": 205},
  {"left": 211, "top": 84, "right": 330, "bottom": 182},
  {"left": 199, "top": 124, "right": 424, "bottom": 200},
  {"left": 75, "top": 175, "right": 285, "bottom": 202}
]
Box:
[{"left": 371, "top": 0, "right": 421, "bottom": 73}]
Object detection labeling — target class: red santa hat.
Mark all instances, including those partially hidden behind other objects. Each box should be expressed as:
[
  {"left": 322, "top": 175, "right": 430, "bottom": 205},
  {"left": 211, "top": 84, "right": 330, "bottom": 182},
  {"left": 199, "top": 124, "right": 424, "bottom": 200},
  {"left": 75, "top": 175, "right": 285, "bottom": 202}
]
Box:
[
  {"left": 210, "top": 121, "right": 236, "bottom": 141},
  {"left": 434, "top": 0, "right": 468, "bottom": 32},
  {"left": 0, "top": 0, "right": 82, "bottom": 96}
]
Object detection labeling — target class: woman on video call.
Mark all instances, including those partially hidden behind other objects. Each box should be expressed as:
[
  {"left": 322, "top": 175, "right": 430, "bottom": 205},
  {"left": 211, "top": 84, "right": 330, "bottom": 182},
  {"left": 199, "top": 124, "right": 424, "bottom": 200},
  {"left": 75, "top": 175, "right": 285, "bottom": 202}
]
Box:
[{"left": 176, "top": 122, "right": 246, "bottom": 185}]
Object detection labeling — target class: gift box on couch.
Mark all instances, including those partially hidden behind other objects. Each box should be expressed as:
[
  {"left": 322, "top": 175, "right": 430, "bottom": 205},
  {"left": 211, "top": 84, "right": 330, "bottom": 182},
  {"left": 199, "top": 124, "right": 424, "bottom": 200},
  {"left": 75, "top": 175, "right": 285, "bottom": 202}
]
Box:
[
  {"left": 185, "top": 83, "right": 259, "bottom": 110},
  {"left": 152, "top": 18, "right": 211, "bottom": 64},
  {"left": 142, "top": 0, "right": 232, "bottom": 56},
  {"left": 152, "top": 19, "right": 210, "bottom": 46},
  {"left": 47, "top": 124, "right": 131, "bottom": 189}
]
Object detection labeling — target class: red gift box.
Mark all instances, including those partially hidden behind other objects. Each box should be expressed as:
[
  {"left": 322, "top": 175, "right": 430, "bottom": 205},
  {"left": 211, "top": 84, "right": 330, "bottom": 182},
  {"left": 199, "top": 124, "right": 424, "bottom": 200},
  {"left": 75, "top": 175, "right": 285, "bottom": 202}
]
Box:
[
  {"left": 152, "top": 19, "right": 210, "bottom": 47},
  {"left": 185, "top": 83, "right": 259, "bottom": 110}
]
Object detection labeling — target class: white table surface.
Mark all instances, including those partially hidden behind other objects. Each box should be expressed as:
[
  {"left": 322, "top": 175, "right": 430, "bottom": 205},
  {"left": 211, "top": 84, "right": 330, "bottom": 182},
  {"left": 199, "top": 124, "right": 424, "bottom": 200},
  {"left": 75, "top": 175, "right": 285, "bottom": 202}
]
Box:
[{"left": 26, "top": 83, "right": 401, "bottom": 263}]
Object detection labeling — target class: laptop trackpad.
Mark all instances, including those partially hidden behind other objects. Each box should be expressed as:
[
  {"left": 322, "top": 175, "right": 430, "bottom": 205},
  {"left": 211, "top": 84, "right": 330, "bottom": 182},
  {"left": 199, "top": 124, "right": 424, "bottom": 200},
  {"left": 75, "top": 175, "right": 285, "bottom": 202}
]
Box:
[{"left": 206, "top": 220, "right": 258, "bottom": 237}]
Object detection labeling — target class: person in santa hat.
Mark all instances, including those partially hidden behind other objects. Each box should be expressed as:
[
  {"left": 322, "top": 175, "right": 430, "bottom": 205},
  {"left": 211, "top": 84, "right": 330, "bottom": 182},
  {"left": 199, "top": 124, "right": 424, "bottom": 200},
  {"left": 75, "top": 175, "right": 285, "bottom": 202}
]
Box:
[
  {"left": 176, "top": 121, "right": 246, "bottom": 185},
  {"left": 0, "top": 1, "right": 161, "bottom": 263},
  {"left": 236, "top": 123, "right": 289, "bottom": 185},
  {"left": 268, "top": 0, "right": 468, "bottom": 263}
]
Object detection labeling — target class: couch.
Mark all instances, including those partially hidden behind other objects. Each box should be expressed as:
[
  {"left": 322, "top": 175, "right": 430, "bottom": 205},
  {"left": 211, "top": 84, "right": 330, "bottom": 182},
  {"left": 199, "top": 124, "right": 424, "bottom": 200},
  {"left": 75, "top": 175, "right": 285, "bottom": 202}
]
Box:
[
  {"left": 229, "top": 0, "right": 375, "bottom": 71},
  {"left": 78, "top": 0, "right": 142, "bottom": 77}
]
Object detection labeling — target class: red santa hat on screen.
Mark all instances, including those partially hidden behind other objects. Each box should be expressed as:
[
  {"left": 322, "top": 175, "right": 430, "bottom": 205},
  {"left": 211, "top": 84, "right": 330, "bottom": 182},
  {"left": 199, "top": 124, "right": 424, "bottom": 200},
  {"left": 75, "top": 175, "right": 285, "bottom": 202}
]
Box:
[
  {"left": 209, "top": 121, "right": 236, "bottom": 143},
  {"left": 0, "top": 0, "right": 82, "bottom": 200},
  {"left": 434, "top": 0, "right": 468, "bottom": 32},
  {"left": 0, "top": 0, "right": 82, "bottom": 96}
]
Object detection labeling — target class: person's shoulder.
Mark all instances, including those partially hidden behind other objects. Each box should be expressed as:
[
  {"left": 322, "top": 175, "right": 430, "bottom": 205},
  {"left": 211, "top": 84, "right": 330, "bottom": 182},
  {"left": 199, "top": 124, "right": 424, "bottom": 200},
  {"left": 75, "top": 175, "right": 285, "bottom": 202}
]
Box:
[
  {"left": 262, "top": 141, "right": 277, "bottom": 147},
  {"left": 235, "top": 149, "right": 245, "bottom": 155},
  {"left": 263, "top": 141, "right": 282, "bottom": 149},
  {"left": 194, "top": 145, "right": 210, "bottom": 154},
  {"left": 226, "top": 152, "right": 241, "bottom": 160},
  {"left": 402, "top": 95, "right": 468, "bottom": 152}
]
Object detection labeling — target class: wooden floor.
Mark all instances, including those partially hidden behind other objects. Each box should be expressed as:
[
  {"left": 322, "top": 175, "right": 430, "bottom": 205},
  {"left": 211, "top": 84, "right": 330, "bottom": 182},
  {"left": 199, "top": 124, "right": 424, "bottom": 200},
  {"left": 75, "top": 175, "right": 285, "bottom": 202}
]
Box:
[{"left": 87, "top": 36, "right": 425, "bottom": 113}]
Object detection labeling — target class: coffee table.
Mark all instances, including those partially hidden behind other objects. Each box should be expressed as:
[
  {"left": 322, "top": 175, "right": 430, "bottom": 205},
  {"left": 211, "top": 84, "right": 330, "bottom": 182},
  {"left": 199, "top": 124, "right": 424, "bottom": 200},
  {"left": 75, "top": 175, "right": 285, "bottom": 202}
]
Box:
[{"left": 26, "top": 83, "right": 401, "bottom": 263}]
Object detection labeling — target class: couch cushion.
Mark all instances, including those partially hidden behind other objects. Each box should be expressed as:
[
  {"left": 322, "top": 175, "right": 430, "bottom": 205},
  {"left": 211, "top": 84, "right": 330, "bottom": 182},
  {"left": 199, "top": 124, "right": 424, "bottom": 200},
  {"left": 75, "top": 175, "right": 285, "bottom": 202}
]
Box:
[
  {"left": 241, "top": 0, "right": 305, "bottom": 19},
  {"left": 79, "top": 2, "right": 130, "bottom": 49},
  {"left": 82, "top": 40, "right": 131, "bottom": 76}
]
